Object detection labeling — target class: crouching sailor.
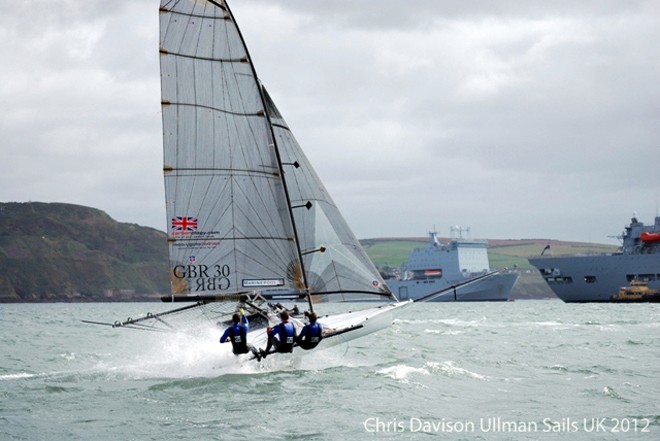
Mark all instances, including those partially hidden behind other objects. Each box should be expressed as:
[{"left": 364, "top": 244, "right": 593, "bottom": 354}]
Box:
[
  {"left": 260, "top": 311, "right": 296, "bottom": 359},
  {"left": 296, "top": 312, "right": 323, "bottom": 350},
  {"left": 220, "top": 309, "right": 261, "bottom": 361}
]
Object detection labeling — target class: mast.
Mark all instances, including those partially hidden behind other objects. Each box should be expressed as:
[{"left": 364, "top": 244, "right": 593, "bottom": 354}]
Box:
[
  {"left": 222, "top": 0, "right": 313, "bottom": 312},
  {"left": 260, "top": 84, "right": 315, "bottom": 313}
]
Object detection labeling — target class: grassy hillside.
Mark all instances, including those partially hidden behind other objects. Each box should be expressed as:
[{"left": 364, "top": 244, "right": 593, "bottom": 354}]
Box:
[
  {"left": 0, "top": 202, "right": 168, "bottom": 302},
  {"left": 489, "top": 242, "right": 617, "bottom": 269},
  {"left": 360, "top": 239, "right": 426, "bottom": 268},
  {"left": 362, "top": 238, "right": 617, "bottom": 270}
]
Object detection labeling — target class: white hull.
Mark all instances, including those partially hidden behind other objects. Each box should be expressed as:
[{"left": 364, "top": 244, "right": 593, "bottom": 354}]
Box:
[
  {"left": 316, "top": 301, "right": 412, "bottom": 347},
  {"left": 246, "top": 301, "right": 412, "bottom": 353}
]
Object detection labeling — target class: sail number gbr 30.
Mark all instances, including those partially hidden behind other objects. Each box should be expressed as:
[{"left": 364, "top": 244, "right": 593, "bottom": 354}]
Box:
[
  {"left": 172, "top": 264, "right": 286, "bottom": 292},
  {"left": 172, "top": 264, "right": 231, "bottom": 292}
]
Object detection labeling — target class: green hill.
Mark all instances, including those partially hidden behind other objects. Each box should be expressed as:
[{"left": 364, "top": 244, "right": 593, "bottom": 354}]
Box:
[
  {"left": 361, "top": 237, "right": 616, "bottom": 269},
  {"left": 0, "top": 202, "right": 168, "bottom": 302}
]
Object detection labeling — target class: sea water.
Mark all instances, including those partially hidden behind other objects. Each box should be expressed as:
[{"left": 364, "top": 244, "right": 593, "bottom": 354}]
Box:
[{"left": 1, "top": 301, "right": 658, "bottom": 441}]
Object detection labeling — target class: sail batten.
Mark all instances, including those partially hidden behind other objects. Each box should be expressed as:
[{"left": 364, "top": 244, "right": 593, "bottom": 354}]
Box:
[
  {"left": 161, "top": 101, "right": 264, "bottom": 117},
  {"left": 161, "top": 51, "right": 246, "bottom": 64},
  {"left": 160, "top": 10, "right": 229, "bottom": 20},
  {"left": 162, "top": 168, "right": 279, "bottom": 175},
  {"left": 171, "top": 236, "right": 294, "bottom": 242}
]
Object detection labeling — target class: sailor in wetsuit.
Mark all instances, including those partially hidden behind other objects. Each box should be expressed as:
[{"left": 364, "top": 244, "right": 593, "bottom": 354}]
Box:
[
  {"left": 220, "top": 309, "right": 260, "bottom": 360},
  {"left": 260, "top": 311, "right": 296, "bottom": 359},
  {"left": 296, "top": 312, "right": 323, "bottom": 350}
]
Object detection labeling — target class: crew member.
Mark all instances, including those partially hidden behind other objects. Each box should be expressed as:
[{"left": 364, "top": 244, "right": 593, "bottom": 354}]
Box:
[
  {"left": 260, "top": 311, "right": 296, "bottom": 358},
  {"left": 220, "top": 309, "right": 260, "bottom": 360},
  {"left": 296, "top": 312, "right": 323, "bottom": 350}
]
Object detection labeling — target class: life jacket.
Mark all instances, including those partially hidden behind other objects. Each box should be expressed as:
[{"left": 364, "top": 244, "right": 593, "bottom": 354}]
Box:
[
  {"left": 228, "top": 324, "right": 248, "bottom": 354},
  {"left": 299, "top": 322, "right": 322, "bottom": 349},
  {"left": 275, "top": 322, "right": 296, "bottom": 353}
]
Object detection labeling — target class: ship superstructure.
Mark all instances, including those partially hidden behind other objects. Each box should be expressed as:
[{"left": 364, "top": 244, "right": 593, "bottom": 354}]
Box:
[{"left": 385, "top": 227, "right": 519, "bottom": 302}]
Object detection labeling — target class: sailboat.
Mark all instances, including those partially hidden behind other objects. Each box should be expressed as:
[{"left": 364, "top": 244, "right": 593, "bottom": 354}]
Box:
[
  {"left": 84, "top": 0, "right": 498, "bottom": 359},
  {"left": 83, "top": 0, "right": 409, "bottom": 351}
]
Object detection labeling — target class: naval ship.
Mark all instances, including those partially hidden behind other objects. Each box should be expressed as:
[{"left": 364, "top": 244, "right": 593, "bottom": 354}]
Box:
[
  {"left": 384, "top": 227, "right": 519, "bottom": 302},
  {"left": 528, "top": 214, "right": 660, "bottom": 302}
]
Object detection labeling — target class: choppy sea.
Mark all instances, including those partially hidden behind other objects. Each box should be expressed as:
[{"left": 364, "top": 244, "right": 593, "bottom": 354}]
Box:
[{"left": 1, "top": 301, "right": 659, "bottom": 440}]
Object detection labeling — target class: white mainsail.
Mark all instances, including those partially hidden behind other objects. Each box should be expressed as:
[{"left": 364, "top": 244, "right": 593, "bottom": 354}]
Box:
[
  {"left": 160, "top": 0, "right": 300, "bottom": 297},
  {"left": 159, "top": 0, "right": 393, "bottom": 304}
]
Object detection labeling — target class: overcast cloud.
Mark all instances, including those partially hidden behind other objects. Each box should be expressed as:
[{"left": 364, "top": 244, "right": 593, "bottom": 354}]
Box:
[{"left": 1, "top": 0, "right": 659, "bottom": 244}]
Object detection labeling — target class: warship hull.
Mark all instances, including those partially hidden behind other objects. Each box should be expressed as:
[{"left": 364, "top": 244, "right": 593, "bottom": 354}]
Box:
[
  {"left": 386, "top": 272, "right": 519, "bottom": 302},
  {"left": 528, "top": 215, "right": 660, "bottom": 303},
  {"left": 528, "top": 253, "right": 660, "bottom": 302}
]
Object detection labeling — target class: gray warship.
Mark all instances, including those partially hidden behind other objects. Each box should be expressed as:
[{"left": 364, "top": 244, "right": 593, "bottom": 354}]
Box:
[
  {"left": 384, "top": 227, "right": 519, "bottom": 302},
  {"left": 528, "top": 214, "right": 660, "bottom": 302}
]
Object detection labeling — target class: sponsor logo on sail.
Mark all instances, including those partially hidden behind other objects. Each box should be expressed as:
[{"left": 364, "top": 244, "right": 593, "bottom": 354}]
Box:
[{"left": 242, "top": 279, "right": 285, "bottom": 287}]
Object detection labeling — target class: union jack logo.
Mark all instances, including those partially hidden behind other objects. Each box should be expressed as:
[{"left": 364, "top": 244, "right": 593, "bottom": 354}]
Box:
[{"left": 171, "top": 216, "right": 198, "bottom": 232}]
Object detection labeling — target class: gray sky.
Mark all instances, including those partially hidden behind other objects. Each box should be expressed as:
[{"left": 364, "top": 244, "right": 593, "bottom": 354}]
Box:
[{"left": 1, "top": 0, "right": 659, "bottom": 244}]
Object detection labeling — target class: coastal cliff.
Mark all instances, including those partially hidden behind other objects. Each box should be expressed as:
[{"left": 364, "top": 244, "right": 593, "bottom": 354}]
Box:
[{"left": 0, "top": 202, "right": 168, "bottom": 302}]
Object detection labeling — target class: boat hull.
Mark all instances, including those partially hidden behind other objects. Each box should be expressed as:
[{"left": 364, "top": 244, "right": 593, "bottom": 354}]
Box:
[
  {"left": 246, "top": 301, "right": 412, "bottom": 351},
  {"left": 528, "top": 253, "right": 660, "bottom": 302},
  {"left": 317, "top": 301, "right": 412, "bottom": 347},
  {"left": 385, "top": 272, "right": 519, "bottom": 302}
]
